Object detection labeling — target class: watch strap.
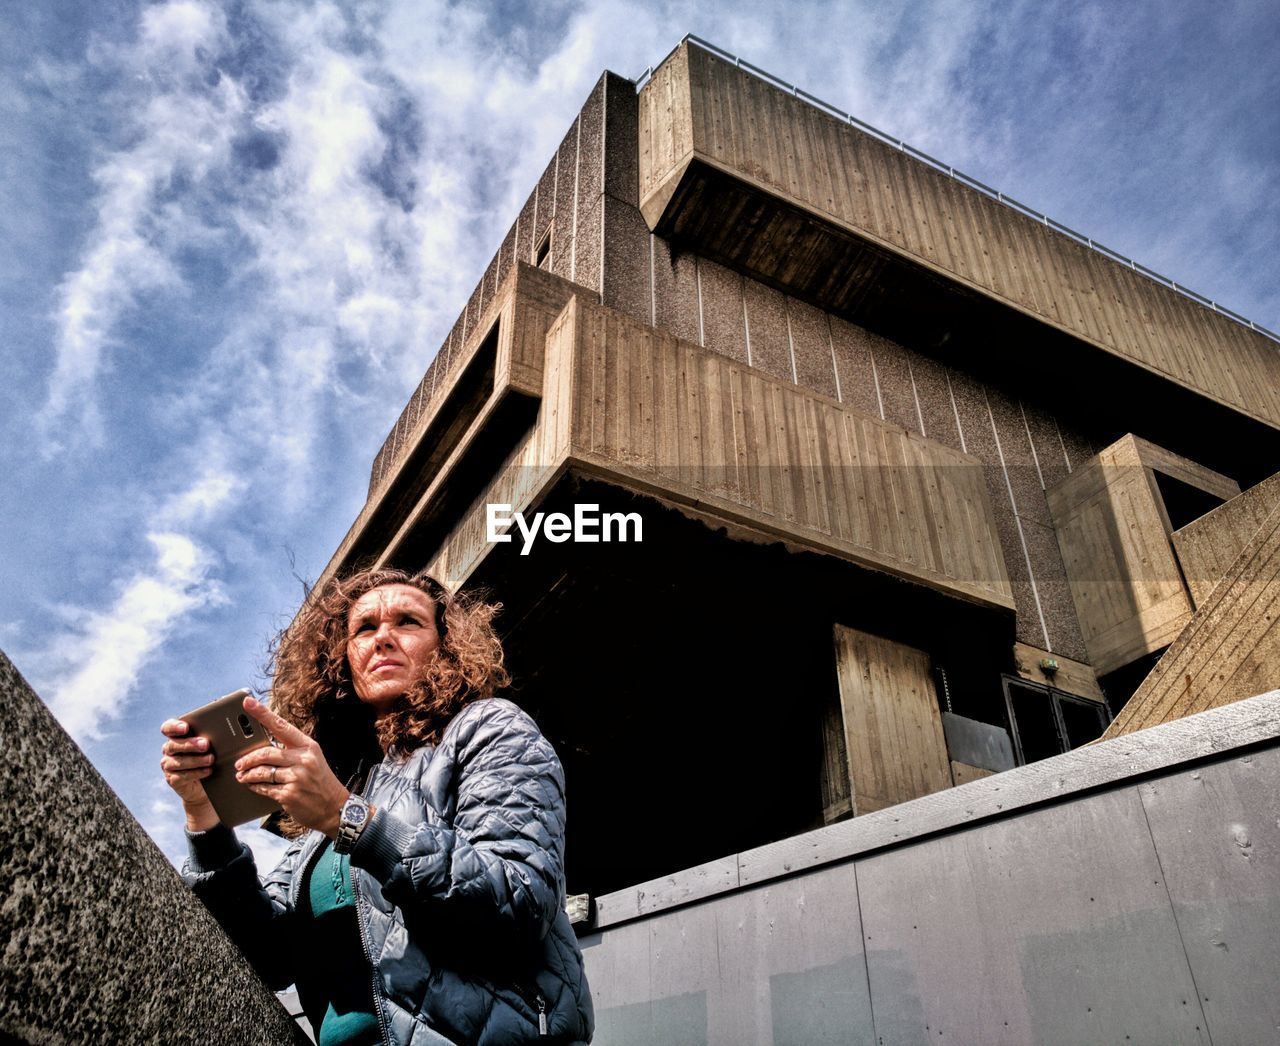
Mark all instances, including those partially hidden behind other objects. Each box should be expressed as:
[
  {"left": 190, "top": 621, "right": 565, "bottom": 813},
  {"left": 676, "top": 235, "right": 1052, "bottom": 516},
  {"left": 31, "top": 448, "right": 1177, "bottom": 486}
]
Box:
[{"left": 334, "top": 793, "right": 371, "bottom": 854}]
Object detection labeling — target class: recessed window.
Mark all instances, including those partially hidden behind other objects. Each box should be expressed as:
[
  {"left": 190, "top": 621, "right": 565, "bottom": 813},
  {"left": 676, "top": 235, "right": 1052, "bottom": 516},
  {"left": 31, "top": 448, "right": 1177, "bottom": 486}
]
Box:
[
  {"left": 534, "top": 227, "right": 552, "bottom": 269},
  {"left": 1002, "top": 677, "right": 1110, "bottom": 765}
]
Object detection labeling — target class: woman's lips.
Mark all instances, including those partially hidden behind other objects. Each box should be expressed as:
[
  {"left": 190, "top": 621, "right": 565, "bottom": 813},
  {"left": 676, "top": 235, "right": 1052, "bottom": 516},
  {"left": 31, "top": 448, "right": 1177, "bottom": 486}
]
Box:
[{"left": 370, "top": 660, "right": 403, "bottom": 672}]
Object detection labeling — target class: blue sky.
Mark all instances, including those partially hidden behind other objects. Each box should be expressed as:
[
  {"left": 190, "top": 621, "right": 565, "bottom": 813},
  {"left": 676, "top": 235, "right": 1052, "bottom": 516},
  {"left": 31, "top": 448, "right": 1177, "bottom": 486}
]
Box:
[{"left": 3, "top": 0, "right": 1277, "bottom": 870}]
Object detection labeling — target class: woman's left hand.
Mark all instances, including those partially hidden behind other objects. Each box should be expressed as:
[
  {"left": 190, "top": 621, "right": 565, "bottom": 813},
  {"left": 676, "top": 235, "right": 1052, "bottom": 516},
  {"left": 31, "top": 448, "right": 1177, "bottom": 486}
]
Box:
[{"left": 235, "top": 696, "right": 350, "bottom": 837}]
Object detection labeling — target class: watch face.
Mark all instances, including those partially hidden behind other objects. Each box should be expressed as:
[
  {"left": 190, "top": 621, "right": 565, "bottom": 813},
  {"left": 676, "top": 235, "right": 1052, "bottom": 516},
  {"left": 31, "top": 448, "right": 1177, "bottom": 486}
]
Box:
[{"left": 343, "top": 800, "right": 368, "bottom": 827}]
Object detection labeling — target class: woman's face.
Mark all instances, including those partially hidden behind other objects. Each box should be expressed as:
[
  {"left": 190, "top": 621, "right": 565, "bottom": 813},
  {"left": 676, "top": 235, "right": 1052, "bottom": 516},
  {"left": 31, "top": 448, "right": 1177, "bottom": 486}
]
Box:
[{"left": 346, "top": 583, "right": 441, "bottom": 714}]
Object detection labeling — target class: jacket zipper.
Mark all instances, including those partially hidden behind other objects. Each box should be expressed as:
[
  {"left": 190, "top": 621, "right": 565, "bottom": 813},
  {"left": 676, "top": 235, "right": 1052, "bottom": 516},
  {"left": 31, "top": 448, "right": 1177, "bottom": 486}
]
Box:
[
  {"left": 352, "top": 866, "right": 392, "bottom": 1046},
  {"left": 351, "top": 767, "right": 392, "bottom": 1046},
  {"left": 512, "top": 981, "right": 548, "bottom": 1037}
]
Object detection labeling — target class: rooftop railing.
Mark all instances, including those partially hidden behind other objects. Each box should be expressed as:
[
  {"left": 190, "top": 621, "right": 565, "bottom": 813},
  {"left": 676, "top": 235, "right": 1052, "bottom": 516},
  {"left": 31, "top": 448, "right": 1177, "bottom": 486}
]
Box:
[{"left": 635, "top": 35, "right": 1278, "bottom": 346}]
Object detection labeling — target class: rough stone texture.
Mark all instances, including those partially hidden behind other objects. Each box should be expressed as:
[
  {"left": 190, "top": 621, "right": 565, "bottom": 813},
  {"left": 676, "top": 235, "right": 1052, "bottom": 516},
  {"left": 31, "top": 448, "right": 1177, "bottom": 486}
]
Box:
[
  {"left": 1021, "top": 516, "right": 1088, "bottom": 660},
  {"left": 741, "top": 278, "right": 792, "bottom": 382},
  {"left": 602, "top": 72, "right": 639, "bottom": 207},
  {"left": 867, "top": 334, "right": 921, "bottom": 435},
  {"left": 515, "top": 172, "right": 541, "bottom": 266},
  {"left": 948, "top": 370, "right": 1014, "bottom": 516},
  {"left": 532, "top": 152, "right": 558, "bottom": 257},
  {"left": 993, "top": 506, "right": 1050, "bottom": 649},
  {"left": 829, "top": 315, "right": 881, "bottom": 418},
  {"left": 910, "top": 355, "right": 962, "bottom": 452},
  {"left": 987, "top": 386, "right": 1052, "bottom": 526},
  {"left": 572, "top": 79, "right": 605, "bottom": 294},
  {"left": 1057, "top": 420, "right": 1096, "bottom": 476},
  {"left": 697, "top": 257, "right": 748, "bottom": 363},
  {"left": 576, "top": 194, "right": 604, "bottom": 301},
  {"left": 443, "top": 311, "right": 465, "bottom": 377},
  {"left": 652, "top": 237, "right": 701, "bottom": 346},
  {"left": 602, "top": 196, "right": 651, "bottom": 327},
  {"left": 495, "top": 223, "right": 518, "bottom": 298},
  {"left": 787, "top": 298, "right": 839, "bottom": 400},
  {"left": 0, "top": 650, "right": 304, "bottom": 1046},
  {"left": 550, "top": 118, "right": 580, "bottom": 283},
  {"left": 477, "top": 250, "right": 500, "bottom": 322},
  {"left": 1023, "top": 402, "right": 1072, "bottom": 491}
]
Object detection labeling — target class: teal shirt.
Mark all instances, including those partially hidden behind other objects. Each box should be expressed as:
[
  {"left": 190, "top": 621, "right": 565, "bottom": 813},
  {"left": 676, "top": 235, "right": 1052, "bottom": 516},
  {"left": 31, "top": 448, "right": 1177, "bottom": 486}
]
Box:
[{"left": 306, "top": 841, "right": 382, "bottom": 1046}]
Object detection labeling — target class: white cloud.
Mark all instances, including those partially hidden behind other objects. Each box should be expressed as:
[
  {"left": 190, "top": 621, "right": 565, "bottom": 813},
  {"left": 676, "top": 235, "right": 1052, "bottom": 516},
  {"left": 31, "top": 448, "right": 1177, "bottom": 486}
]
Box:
[
  {"left": 141, "top": 781, "right": 291, "bottom": 874},
  {"left": 40, "top": 0, "right": 241, "bottom": 446},
  {"left": 157, "top": 466, "right": 244, "bottom": 527},
  {"left": 42, "top": 530, "right": 226, "bottom": 742},
  {"left": 240, "top": 823, "right": 292, "bottom": 875},
  {"left": 140, "top": 0, "right": 223, "bottom": 66}
]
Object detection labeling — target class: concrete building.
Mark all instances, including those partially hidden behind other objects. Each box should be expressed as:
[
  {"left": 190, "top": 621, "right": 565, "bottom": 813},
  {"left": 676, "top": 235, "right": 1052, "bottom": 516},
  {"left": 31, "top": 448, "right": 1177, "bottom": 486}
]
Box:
[{"left": 309, "top": 37, "right": 1280, "bottom": 1043}]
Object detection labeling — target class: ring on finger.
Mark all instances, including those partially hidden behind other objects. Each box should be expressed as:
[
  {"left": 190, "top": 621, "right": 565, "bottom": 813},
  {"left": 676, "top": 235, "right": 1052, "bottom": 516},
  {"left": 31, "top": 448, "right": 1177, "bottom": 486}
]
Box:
[{"left": 270, "top": 767, "right": 278, "bottom": 785}]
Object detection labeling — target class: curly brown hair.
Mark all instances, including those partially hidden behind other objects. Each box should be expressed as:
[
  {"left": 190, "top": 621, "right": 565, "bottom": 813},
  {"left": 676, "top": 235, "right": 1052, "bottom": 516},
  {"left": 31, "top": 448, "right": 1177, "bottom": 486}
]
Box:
[{"left": 268, "top": 568, "right": 510, "bottom": 796}]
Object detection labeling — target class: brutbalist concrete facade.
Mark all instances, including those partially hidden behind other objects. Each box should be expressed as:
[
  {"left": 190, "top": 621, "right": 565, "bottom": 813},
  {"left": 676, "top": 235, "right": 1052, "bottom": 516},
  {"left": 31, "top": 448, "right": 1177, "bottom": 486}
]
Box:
[
  {"left": 0, "top": 650, "right": 306, "bottom": 1045},
  {"left": 303, "top": 36, "right": 1280, "bottom": 1043},
  {"left": 313, "top": 34, "right": 1280, "bottom": 886}
]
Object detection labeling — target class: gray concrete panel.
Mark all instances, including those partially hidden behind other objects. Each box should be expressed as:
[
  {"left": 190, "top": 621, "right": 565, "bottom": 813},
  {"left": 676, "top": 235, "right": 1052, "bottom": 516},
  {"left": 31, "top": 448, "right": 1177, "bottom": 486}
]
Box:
[
  {"left": 770, "top": 959, "right": 873, "bottom": 1046},
  {"left": 941, "top": 712, "right": 1015, "bottom": 772},
  {"left": 586, "top": 855, "right": 875, "bottom": 1045},
  {"left": 585, "top": 915, "right": 710, "bottom": 1045},
  {"left": 582, "top": 697, "right": 1280, "bottom": 1043},
  {"left": 594, "top": 992, "right": 708, "bottom": 1046},
  {"left": 1139, "top": 745, "right": 1280, "bottom": 1043},
  {"left": 857, "top": 788, "right": 1210, "bottom": 1045}
]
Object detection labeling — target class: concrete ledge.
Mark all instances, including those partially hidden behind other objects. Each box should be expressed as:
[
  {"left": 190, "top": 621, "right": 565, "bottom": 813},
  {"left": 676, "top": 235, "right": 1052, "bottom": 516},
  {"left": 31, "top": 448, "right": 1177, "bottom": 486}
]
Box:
[
  {"left": 593, "top": 688, "right": 1280, "bottom": 928},
  {"left": 0, "top": 649, "right": 305, "bottom": 1044}
]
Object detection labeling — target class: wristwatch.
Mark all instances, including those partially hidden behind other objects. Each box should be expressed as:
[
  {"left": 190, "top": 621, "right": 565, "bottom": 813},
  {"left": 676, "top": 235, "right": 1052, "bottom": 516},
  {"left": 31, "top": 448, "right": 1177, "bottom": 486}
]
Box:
[{"left": 334, "top": 793, "right": 372, "bottom": 854}]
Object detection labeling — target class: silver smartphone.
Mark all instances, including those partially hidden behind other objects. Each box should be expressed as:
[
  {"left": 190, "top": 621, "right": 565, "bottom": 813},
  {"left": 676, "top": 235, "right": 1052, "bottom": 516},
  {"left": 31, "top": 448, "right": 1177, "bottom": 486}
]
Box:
[{"left": 179, "top": 688, "right": 282, "bottom": 827}]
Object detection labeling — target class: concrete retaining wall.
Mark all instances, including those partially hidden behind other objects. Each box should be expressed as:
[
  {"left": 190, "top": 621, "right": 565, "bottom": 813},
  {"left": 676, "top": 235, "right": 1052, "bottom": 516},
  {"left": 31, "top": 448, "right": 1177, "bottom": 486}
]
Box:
[
  {"left": 580, "top": 690, "right": 1280, "bottom": 1045},
  {"left": 0, "top": 650, "right": 304, "bottom": 1045}
]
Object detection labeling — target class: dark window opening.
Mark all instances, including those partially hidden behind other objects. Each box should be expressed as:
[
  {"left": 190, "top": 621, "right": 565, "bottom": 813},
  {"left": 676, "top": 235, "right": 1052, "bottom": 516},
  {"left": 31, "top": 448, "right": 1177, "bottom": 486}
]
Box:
[
  {"left": 458, "top": 474, "right": 1013, "bottom": 900},
  {"left": 349, "top": 320, "right": 503, "bottom": 568},
  {"left": 1153, "top": 469, "right": 1226, "bottom": 531},
  {"left": 1099, "top": 650, "right": 1164, "bottom": 720},
  {"left": 534, "top": 227, "right": 552, "bottom": 269},
  {"left": 1002, "top": 677, "right": 1110, "bottom": 765}
]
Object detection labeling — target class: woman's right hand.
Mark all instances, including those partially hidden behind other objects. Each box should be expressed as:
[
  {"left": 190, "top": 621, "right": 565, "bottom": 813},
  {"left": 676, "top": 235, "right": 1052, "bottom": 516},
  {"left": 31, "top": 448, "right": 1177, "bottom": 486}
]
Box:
[{"left": 160, "top": 719, "right": 221, "bottom": 832}]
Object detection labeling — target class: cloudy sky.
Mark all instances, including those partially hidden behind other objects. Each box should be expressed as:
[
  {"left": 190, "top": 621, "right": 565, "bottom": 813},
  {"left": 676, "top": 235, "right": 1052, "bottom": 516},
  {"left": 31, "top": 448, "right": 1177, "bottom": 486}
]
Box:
[{"left": 3, "top": 0, "right": 1277, "bottom": 870}]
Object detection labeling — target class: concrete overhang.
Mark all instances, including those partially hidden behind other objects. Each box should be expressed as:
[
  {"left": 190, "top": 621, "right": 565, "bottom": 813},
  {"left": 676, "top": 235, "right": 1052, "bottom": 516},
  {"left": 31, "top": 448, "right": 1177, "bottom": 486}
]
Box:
[
  {"left": 332, "top": 266, "right": 1015, "bottom": 615},
  {"left": 637, "top": 42, "right": 1280, "bottom": 482}
]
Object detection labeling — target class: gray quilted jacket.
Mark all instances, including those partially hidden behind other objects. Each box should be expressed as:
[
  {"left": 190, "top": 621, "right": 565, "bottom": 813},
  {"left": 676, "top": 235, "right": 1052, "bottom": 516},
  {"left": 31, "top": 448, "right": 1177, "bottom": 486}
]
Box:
[{"left": 182, "top": 696, "right": 594, "bottom": 1045}]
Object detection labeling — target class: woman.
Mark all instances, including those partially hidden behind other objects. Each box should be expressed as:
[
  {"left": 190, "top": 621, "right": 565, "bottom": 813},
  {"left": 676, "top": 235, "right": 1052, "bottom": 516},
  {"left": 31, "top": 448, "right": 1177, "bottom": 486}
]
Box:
[{"left": 160, "top": 568, "right": 594, "bottom": 1045}]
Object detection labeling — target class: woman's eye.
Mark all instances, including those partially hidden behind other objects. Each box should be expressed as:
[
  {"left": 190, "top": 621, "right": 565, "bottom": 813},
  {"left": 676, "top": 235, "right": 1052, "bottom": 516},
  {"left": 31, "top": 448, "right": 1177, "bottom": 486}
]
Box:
[{"left": 399, "top": 616, "right": 420, "bottom": 627}]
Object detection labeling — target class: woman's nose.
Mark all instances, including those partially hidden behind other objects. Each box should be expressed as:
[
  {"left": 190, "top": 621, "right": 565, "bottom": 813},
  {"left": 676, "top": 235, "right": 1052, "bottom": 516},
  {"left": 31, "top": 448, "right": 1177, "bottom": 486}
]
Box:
[{"left": 373, "top": 621, "right": 397, "bottom": 647}]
